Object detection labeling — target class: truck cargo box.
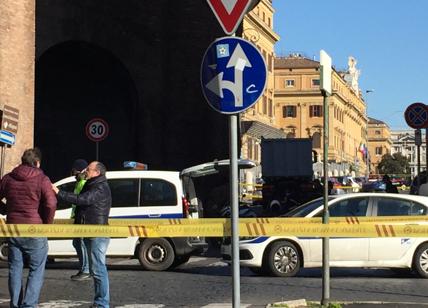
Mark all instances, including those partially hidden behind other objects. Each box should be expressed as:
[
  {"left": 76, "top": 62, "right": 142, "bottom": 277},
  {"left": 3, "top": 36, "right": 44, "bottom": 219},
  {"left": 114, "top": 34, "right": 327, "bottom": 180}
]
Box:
[{"left": 261, "top": 138, "right": 313, "bottom": 178}]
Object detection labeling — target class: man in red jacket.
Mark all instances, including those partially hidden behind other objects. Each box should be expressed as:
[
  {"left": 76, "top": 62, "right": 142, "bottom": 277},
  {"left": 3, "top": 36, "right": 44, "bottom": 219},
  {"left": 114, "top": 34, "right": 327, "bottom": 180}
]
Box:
[{"left": 0, "top": 148, "right": 57, "bottom": 308}]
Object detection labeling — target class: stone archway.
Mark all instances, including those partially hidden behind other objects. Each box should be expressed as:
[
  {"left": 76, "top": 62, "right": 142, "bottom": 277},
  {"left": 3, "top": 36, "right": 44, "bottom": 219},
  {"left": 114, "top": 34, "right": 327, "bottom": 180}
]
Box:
[{"left": 35, "top": 41, "right": 138, "bottom": 181}]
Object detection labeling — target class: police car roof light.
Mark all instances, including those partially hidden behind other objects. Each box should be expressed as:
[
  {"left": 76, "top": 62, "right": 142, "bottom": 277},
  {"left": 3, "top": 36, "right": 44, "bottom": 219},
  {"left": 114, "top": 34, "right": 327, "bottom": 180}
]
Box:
[{"left": 123, "top": 161, "right": 148, "bottom": 170}]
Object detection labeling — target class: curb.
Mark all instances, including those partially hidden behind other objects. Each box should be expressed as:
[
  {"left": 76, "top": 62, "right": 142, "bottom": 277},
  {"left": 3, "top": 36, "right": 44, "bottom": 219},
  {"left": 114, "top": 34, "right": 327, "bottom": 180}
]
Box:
[{"left": 267, "top": 299, "right": 428, "bottom": 307}]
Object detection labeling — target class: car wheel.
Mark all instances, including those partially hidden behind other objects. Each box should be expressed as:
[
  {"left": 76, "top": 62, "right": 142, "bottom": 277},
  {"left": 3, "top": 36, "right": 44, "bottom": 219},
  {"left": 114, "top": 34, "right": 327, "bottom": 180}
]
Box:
[
  {"left": 138, "top": 238, "right": 175, "bottom": 271},
  {"left": 264, "top": 241, "right": 300, "bottom": 277},
  {"left": 0, "top": 240, "right": 8, "bottom": 262},
  {"left": 413, "top": 243, "right": 428, "bottom": 278}
]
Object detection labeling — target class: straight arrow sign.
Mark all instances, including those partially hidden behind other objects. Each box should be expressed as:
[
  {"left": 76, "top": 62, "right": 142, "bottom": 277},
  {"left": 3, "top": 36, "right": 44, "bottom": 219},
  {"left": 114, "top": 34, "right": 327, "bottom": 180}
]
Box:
[{"left": 207, "top": 0, "right": 252, "bottom": 35}]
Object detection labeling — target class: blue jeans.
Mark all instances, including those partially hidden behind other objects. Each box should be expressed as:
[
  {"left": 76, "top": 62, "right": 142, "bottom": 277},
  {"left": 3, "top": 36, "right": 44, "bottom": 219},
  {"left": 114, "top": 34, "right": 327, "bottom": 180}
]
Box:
[
  {"left": 84, "top": 237, "right": 110, "bottom": 308},
  {"left": 8, "top": 237, "right": 48, "bottom": 308},
  {"left": 72, "top": 238, "right": 89, "bottom": 273}
]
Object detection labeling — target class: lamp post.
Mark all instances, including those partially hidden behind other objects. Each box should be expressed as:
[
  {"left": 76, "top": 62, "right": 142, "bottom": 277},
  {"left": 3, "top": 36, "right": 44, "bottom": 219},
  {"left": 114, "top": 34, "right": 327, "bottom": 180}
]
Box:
[{"left": 365, "top": 89, "right": 374, "bottom": 180}]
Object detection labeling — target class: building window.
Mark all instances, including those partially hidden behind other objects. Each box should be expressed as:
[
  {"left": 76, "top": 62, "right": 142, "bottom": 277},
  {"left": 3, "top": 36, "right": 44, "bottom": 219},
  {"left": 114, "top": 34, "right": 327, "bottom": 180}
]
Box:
[
  {"left": 268, "top": 17, "right": 271, "bottom": 27},
  {"left": 309, "top": 105, "right": 323, "bottom": 117},
  {"left": 254, "top": 143, "right": 259, "bottom": 161},
  {"left": 285, "top": 79, "right": 295, "bottom": 87},
  {"left": 262, "top": 96, "right": 267, "bottom": 114},
  {"left": 247, "top": 138, "right": 253, "bottom": 159},
  {"left": 375, "top": 147, "right": 383, "bottom": 155},
  {"left": 282, "top": 105, "right": 296, "bottom": 118},
  {"left": 268, "top": 99, "right": 273, "bottom": 117},
  {"left": 375, "top": 130, "right": 381, "bottom": 135},
  {"left": 312, "top": 132, "right": 321, "bottom": 148},
  {"left": 286, "top": 132, "right": 295, "bottom": 138},
  {"left": 311, "top": 79, "right": 320, "bottom": 87}
]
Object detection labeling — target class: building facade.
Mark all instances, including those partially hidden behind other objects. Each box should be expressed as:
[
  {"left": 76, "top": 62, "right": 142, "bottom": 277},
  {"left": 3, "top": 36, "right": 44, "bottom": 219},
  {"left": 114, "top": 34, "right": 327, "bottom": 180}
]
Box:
[
  {"left": 240, "top": 0, "right": 281, "bottom": 167},
  {"left": 391, "top": 130, "right": 426, "bottom": 178},
  {"left": 1, "top": 1, "right": 238, "bottom": 180},
  {"left": 367, "top": 117, "right": 392, "bottom": 175},
  {"left": 274, "top": 54, "right": 368, "bottom": 177}
]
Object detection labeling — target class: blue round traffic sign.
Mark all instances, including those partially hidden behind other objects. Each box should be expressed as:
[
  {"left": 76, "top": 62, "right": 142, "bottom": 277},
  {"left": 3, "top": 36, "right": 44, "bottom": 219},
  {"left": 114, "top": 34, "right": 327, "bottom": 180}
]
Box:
[
  {"left": 404, "top": 102, "right": 428, "bottom": 129},
  {"left": 200, "top": 37, "right": 267, "bottom": 114}
]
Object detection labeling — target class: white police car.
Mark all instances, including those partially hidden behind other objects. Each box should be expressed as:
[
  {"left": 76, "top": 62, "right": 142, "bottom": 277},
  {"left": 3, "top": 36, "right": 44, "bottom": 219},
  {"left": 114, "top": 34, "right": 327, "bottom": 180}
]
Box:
[
  {"left": 0, "top": 159, "right": 255, "bottom": 272},
  {"left": 222, "top": 193, "right": 428, "bottom": 277}
]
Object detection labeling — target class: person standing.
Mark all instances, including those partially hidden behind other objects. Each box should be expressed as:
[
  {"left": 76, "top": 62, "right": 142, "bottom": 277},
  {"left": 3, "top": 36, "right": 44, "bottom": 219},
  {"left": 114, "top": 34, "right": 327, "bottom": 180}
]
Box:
[
  {"left": 0, "top": 148, "right": 57, "bottom": 308},
  {"left": 69, "top": 159, "right": 91, "bottom": 281},
  {"left": 383, "top": 174, "right": 398, "bottom": 194},
  {"left": 53, "top": 161, "right": 111, "bottom": 308}
]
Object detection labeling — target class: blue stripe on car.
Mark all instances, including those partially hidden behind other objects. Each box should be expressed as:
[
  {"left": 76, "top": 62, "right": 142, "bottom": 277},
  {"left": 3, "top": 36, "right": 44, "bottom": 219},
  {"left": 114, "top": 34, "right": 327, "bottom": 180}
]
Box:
[{"left": 246, "top": 236, "right": 269, "bottom": 243}]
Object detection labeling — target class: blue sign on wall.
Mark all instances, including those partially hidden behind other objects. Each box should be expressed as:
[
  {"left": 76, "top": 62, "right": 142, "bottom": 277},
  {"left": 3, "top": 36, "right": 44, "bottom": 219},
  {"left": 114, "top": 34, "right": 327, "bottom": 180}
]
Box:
[
  {"left": 0, "top": 130, "right": 16, "bottom": 145},
  {"left": 200, "top": 37, "right": 267, "bottom": 114}
]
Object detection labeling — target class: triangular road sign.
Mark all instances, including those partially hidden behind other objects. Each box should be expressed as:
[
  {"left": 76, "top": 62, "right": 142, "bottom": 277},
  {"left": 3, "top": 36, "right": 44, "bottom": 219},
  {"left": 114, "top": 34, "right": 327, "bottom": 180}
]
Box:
[{"left": 207, "top": 0, "right": 252, "bottom": 35}]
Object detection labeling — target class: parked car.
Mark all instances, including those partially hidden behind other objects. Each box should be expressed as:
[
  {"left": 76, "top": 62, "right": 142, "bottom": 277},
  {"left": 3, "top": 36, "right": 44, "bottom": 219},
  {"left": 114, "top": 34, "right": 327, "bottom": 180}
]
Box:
[
  {"left": 222, "top": 193, "right": 428, "bottom": 277},
  {"left": 361, "top": 180, "right": 386, "bottom": 192},
  {"left": 335, "top": 176, "right": 360, "bottom": 192},
  {"left": 0, "top": 159, "right": 256, "bottom": 271}
]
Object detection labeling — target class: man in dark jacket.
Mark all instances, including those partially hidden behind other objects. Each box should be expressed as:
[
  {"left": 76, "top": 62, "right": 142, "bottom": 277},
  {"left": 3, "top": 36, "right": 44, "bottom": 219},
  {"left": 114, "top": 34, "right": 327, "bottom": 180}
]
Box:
[
  {"left": 0, "top": 148, "right": 57, "bottom": 308},
  {"left": 53, "top": 161, "right": 111, "bottom": 308}
]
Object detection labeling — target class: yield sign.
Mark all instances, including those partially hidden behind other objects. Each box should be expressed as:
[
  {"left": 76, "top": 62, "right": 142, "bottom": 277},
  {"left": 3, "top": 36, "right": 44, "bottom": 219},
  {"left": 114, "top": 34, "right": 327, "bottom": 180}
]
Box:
[
  {"left": 207, "top": 0, "right": 252, "bottom": 35},
  {"left": 404, "top": 102, "right": 428, "bottom": 129}
]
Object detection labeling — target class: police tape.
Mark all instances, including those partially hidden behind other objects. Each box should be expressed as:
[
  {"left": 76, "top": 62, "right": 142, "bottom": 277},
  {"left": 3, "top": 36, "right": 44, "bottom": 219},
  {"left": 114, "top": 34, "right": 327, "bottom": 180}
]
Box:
[
  {"left": 51, "top": 215, "right": 428, "bottom": 226},
  {"left": 1, "top": 220, "right": 428, "bottom": 238}
]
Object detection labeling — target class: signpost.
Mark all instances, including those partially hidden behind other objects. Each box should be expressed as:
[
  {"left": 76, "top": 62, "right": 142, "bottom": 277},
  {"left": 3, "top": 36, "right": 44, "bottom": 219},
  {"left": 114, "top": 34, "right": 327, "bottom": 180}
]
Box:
[
  {"left": 404, "top": 102, "right": 428, "bottom": 184},
  {"left": 201, "top": 36, "right": 266, "bottom": 307},
  {"left": 404, "top": 103, "right": 428, "bottom": 129},
  {"left": 320, "top": 50, "right": 332, "bottom": 306},
  {"left": 0, "top": 105, "right": 19, "bottom": 178},
  {"left": 203, "top": 2, "right": 265, "bottom": 305},
  {"left": 85, "top": 118, "right": 109, "bottom": 161},
  {"left": 0, "top": 105, "right": 19, "bottom": 134},
  {"left": 201, "top": 37, "right": 267, "bottom": 114},
  {"left": 0, "top": 130, "right": 16, "bottom": 146}
]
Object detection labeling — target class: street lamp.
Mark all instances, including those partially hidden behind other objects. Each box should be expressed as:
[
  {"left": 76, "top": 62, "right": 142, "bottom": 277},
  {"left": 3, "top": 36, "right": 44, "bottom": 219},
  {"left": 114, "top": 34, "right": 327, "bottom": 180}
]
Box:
[{"left": 365, "top": 89, "right": 374, "bottom": 180}]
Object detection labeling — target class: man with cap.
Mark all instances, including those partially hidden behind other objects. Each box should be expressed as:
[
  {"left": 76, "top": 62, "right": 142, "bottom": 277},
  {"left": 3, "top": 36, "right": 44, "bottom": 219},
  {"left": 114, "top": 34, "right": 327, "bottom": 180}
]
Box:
[{"left": 70, "top": 159, "right": 91, "bottom": 281}]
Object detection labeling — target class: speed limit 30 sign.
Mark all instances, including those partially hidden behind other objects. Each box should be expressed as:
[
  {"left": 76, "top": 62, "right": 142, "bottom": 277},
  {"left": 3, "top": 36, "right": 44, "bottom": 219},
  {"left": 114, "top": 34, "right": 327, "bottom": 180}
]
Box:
[{"left": 86, "top": 118, "right": 109, "bottom": 142}]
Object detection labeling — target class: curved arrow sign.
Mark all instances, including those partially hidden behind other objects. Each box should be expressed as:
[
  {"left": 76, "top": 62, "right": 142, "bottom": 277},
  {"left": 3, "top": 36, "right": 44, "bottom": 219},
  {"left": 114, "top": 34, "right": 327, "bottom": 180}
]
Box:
[{"left": 200, "top": 37, "right": 267, "bottom": 114}]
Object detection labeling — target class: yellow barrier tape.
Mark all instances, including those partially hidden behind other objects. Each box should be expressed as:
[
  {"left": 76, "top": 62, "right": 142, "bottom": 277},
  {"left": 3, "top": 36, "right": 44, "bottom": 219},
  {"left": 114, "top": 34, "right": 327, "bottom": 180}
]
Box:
[
  {"left": 1, "top": 221, "right": 428, "bottom": 238},
  {"left": 52, "top": 216, "right": 428, "bottom": 226}
]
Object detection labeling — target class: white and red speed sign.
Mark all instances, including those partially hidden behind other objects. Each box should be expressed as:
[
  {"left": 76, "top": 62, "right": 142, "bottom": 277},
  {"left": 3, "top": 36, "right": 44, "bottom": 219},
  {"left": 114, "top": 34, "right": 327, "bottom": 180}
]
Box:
[{"left": 85, "top": 118, "right": 109, "bottom": 142}]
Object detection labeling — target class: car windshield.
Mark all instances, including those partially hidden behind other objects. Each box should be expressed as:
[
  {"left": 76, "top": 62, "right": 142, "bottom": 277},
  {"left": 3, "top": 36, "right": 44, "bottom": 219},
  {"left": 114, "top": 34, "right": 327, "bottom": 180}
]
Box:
[{"left": 282, "top": 197, "right": 334, "bottom": 217}]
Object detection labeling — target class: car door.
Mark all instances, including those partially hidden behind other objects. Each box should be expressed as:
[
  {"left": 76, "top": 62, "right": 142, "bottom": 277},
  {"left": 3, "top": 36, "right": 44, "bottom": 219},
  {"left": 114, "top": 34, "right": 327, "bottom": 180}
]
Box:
[
  {"left": 369, "top": 196, "right": 427, "bottom": 262},
  {"left": 308, "top": 196, "right": 371, "bottom": 263}
]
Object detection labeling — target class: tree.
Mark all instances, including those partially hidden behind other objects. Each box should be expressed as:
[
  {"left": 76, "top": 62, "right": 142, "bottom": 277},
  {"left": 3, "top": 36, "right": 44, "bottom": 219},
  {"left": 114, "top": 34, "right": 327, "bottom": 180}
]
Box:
[{"left": 377, "top": 153, "right": 410, "bottom": 175}]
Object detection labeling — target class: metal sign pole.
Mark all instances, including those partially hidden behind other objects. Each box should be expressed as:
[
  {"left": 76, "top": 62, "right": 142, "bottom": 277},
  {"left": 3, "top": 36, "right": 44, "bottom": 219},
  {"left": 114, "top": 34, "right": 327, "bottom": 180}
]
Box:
[
  {"left": 96, "top": 142, "right": 99, "bottom": 161},
  {"left": 319, "top": 50, "right": 332, "bottom": 306},
  {"left": 229, "top": 114, "right": 240, "bottom": 308},
  {"left": 321, "top": 92, "right": 330, "bottom": 306},
  {"left": 426, "top": 129, "right": 428, "bottom": 172},
  {"left": 0, "top": 144, "right": 5, "bottom": 178},
  {"left": 417, "top": 144, "right": 421, "bottom": 185}
]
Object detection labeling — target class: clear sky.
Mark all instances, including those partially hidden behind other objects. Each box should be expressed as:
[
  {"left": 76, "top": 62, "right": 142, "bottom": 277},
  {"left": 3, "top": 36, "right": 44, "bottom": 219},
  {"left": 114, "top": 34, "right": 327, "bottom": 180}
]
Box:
[{"left": 272, "top": 0, "right": 428, "bottom": 130}]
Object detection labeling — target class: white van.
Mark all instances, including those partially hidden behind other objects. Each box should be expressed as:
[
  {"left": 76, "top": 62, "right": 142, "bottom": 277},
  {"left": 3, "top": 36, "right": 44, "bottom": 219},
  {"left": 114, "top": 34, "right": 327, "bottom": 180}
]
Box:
[{"left": 0, "top": 159, "right": 256, "bottom": 271}]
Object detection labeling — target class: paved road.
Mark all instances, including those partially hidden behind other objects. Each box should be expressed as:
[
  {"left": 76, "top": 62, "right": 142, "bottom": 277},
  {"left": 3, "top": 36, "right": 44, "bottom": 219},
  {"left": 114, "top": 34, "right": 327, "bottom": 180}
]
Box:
[{"left": 1, "top": 256, "right": 428, "bottom": 307}]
